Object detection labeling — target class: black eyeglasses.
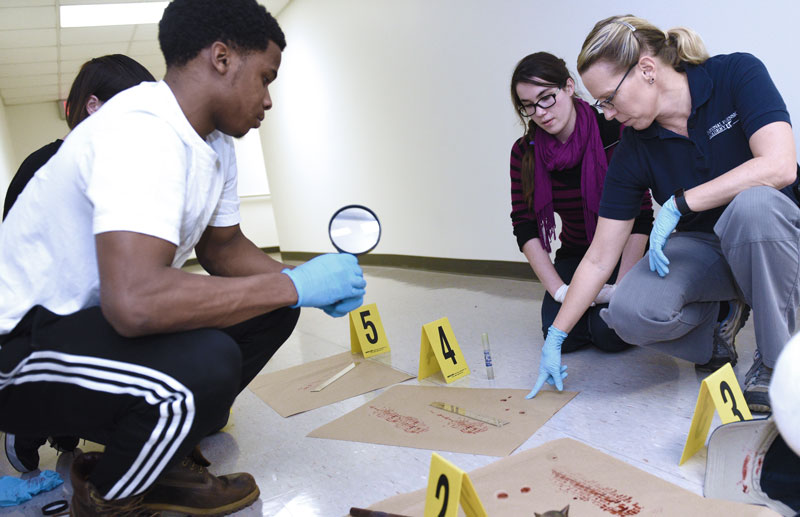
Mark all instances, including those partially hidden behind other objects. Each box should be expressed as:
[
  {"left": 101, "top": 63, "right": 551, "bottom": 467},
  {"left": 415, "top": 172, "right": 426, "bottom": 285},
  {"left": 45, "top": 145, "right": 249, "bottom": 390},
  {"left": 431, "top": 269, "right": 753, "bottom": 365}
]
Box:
[
  {"left": 593, "top": 63, "right": 636, "bottom": 111},
  {"left": 518, "top": 88, "right": 560, "bottom": 118}
]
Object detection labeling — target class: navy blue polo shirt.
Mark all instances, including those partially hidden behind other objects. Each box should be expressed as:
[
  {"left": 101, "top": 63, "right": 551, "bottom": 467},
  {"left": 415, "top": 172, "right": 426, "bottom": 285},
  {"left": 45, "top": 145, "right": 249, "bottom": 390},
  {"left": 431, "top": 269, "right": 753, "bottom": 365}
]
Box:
[{"left": 599, "top": 52, "right": 793, "bottom": 233}]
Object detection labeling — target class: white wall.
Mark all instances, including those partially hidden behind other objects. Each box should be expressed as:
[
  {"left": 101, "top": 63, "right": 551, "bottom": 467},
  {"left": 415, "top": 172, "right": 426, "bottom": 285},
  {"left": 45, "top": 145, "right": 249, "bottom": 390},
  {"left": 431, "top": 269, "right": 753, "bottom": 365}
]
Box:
[
  {"left": 264, "top": 0, "right": 800, "bottom": 261},
  {"left": 0, "top": 101, "right": 15, "bottom": 206},
  {"left": 5, "top": 101, "right": 68, "bottom": 165},
  {"left": 2, "top": 99, "right": 281, "bottom": 248}
]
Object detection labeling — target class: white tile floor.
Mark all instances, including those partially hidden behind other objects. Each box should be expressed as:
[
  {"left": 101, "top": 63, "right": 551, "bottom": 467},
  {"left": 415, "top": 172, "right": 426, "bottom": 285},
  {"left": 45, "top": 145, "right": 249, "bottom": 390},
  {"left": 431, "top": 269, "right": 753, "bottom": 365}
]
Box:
[{"left": 0, "top": 261, "right": 774, "bottom": 516}]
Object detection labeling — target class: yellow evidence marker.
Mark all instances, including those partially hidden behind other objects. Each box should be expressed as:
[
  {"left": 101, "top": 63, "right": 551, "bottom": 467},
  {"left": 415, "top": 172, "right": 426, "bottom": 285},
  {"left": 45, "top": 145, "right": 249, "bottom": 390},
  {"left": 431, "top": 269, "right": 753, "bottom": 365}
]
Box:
[
  {"left": 418, "top": 317, "right": 470, "bottom": 383},
  {"left": 349, "top": 303, "right": 391, "bottom": 358},
  {"left": 424, "top": 452, "right": 487, "bottom": 517},
  {"left": 679, "top": 362, "right": 752, "bottom": 464}
]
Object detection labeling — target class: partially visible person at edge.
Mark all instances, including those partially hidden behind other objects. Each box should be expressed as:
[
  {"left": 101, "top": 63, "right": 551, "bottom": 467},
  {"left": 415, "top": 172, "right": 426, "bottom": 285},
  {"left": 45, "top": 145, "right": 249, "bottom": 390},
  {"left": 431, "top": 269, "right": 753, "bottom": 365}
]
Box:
[
  {"left": 2, "top": 54, "right": 155, "bottom": 220},
  {"left": 509, "top": 52, "right": 653, "bottom": 372},
  {"left": 0, "top": 0, "right": 366, "bottom": 515},
  {"left": 527, "top": 14, "right": 800, "bottom": 416}
]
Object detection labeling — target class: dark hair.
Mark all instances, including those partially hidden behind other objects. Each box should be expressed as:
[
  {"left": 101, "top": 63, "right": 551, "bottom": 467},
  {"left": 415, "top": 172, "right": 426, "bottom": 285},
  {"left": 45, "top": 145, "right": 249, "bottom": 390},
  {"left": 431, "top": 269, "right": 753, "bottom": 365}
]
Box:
[
  {"left": 65, "top": 54, "right": 154, "bottom": 130},
  {"left": 510, "top": 52, "right": 575, "bottom": 207},
  {"left": 158, "top": 0, "right": 286, "bottom": 68}
]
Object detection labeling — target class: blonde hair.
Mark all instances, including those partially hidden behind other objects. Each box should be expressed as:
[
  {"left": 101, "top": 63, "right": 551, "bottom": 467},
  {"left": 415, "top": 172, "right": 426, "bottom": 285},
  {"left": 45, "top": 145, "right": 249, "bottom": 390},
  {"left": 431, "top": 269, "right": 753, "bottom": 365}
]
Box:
[{"left": 577, "top": 15, "right": 709, "bottom": 75}]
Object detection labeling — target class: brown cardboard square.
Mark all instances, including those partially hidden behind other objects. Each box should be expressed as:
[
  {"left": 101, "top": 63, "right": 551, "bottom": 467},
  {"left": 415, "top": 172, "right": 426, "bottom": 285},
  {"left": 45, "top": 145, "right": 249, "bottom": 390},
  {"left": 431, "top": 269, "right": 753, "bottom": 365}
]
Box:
[
  {"left": 249, "top": 352, "right": 414, "bottom": 417},
  {"left": 308, "top": 385, "right": 577, "bottom": 456},
  {"left": 361, "top": 438, "right": 779, "bottom": 516}
]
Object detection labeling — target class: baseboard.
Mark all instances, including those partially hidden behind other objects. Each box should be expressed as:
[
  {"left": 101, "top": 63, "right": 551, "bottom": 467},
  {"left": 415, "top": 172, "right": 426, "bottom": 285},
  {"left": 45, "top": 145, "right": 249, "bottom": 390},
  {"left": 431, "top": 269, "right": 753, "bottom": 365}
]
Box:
[
  {"left": 280, "top": 251, "right": 536, "bottom": 281},
  {"left": 185, "top": 247, "right": 536, "bottom": 281}
]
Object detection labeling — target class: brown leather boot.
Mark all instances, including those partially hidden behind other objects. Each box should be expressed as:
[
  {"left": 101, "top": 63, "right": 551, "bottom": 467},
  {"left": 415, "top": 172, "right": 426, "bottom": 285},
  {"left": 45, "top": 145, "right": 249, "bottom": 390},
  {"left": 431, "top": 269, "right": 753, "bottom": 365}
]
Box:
[
  {"left": 142, "top": 447, "right": 260, "bottom": 516},
  {"left": 70, "top": 452, "right": 160, "bottom": 516}
]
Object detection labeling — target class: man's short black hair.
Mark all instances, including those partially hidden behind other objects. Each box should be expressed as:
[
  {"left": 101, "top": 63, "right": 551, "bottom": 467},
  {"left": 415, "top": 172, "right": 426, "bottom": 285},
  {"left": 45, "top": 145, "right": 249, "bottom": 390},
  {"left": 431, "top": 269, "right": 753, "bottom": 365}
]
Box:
[{"left": 159, "top": 0, "right": 286, "bottom": 68}]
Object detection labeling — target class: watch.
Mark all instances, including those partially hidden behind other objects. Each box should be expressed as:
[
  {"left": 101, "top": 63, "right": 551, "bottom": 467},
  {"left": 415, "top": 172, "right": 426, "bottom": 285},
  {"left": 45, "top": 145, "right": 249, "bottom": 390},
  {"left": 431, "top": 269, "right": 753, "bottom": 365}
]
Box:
[{"left": 673, "top": 188, "right": 692, "bottom": 216}]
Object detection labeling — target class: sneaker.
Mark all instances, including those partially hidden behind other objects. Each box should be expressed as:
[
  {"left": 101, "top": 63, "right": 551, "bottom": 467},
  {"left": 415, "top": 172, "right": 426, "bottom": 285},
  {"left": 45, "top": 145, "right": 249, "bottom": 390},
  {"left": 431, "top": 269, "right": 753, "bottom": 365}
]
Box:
[
  {"left": 4, "top": 433, "right": 46, "bottom": 473},
  {"left": 743, "top": 350, "right": 773, "bottom": 413},
  {"left": 70, "top": 451, "right": 160, "bottom": 516},
  {"left": 4, "top": 433, "right": 80, "bottom": 473},
  {"left": 143, "top": 446, "right": 260, "bottom": 515},
  {"left": 695, "top": 300, "right": 750, "bottom": 372}
]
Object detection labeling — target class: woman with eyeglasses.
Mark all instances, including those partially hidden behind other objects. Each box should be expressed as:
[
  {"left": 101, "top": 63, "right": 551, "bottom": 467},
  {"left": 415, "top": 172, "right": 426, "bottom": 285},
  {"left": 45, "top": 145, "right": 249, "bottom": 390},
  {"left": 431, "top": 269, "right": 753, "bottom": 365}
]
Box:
[
  {"left": 508, "top": 52, "right": 653, "bottom": 371},
  {"left": 527, "top": 15, "right": 800, "bottom": 417}
]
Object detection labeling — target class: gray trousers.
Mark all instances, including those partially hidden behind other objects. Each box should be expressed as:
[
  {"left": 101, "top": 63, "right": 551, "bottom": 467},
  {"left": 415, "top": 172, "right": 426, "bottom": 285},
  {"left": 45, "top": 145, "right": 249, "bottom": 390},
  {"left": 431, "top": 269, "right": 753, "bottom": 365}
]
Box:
[{"left": 601, "top": 187, "right": 800, "bottom": 367}]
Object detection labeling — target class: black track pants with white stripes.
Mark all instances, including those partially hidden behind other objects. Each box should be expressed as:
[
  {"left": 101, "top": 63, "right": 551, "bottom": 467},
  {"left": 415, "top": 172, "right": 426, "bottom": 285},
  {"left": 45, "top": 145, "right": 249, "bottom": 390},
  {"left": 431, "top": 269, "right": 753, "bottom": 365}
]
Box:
[{"left": 0, "top": 304, "right": 299, "bottom": 500}]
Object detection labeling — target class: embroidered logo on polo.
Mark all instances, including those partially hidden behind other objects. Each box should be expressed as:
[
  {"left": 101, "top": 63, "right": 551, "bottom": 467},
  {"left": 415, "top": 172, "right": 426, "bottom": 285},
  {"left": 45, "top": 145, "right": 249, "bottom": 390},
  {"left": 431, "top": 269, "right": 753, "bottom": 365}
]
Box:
[{"left": 706, "top": 112, "right": 739, "bottom": 140}]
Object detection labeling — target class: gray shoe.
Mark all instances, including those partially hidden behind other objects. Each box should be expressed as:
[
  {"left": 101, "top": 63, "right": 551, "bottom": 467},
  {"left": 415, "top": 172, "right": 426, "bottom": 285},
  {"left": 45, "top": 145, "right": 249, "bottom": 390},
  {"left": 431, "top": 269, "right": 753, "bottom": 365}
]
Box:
[
  {"left": 695, "top": 300, "right": 750, "bottom": 372},
  {"left": 743, "top": 350, "right": 773, "bottom": 413},
  {"left": 4, "top": 433, "right": 79, "bottom": 473},
  {"left": 4, "top": 433, "right": 45, "bottom": 473}
]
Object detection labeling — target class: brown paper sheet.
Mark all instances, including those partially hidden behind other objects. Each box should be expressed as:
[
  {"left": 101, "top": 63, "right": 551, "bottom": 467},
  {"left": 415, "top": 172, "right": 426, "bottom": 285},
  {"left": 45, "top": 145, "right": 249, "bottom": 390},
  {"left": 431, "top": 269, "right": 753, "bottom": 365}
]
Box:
[
  {"left": 364, "top": 438, "right": 778, "bottom": 517},
  {"left": 308, "top": 385, "right": 577, "bottom": 456},
  {"left": 249, "top": 352, "right": 414, "bottom": 417}
]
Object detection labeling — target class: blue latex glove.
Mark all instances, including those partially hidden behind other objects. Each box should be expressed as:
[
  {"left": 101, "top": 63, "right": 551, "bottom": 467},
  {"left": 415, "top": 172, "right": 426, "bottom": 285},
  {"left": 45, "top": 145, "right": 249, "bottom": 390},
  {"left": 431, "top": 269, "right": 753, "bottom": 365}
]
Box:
[
  {"left": 649, "top": 195, "right": 681, "bottom": 277},
  {"left": 282, "top": 253, "right": 366, "bottom": 309},
  {"left": 321, "top": 294, "right": 364, "bottom": 318},
  {"left": 526, "top": 325, "right": 569, "bottom": 399},
  {"left": 0, "top": 470, "right": 63, "bottom": 507}
]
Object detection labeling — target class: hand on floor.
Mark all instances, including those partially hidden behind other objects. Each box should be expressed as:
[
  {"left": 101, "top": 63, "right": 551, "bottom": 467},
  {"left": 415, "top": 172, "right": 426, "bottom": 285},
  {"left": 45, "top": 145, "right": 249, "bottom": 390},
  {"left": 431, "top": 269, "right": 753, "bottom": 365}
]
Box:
[{"left": 526, "top": 325, "right": 568, "bottom": 399}]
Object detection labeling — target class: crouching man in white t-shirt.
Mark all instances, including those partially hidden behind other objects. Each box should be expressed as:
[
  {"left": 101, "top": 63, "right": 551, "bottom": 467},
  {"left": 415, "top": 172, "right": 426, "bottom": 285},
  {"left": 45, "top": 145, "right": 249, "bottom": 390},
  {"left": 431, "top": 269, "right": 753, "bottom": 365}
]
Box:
[{"left": 0, "top": 0, "right": 366, "bottom": 514}]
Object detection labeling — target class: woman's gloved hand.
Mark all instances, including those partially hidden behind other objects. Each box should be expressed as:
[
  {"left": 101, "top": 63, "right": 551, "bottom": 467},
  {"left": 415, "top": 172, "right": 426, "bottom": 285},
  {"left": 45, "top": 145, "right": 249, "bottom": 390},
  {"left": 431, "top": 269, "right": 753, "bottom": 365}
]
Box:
[
  {"left": 282, "top": 253, "right": 366, "bottom": 309},
  {"left": 649, "top": 196, "right": 681, "bottom": 277},
  {"left": 526, "top": 325, "right": 569, "bottom": 399},
  {"left": 553, "top": 284, "right": 568, "bottom": 303},
  {"left": 594, "top": 283, "right": 616, "bottom": 304}
]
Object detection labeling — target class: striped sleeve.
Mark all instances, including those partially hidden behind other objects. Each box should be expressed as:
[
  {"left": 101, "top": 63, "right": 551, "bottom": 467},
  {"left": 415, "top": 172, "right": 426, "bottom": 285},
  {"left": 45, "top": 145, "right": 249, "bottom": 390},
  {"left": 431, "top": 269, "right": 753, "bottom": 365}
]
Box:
[{"left": 509, "top": 138, "right": 539, "bottom": 250}]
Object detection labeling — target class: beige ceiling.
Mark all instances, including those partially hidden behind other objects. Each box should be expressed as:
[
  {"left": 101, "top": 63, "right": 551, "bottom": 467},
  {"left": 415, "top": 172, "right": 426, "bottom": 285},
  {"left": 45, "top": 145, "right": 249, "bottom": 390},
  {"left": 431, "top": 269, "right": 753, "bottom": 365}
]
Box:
[{"left": 0, "top": 0, "right": 290, "bottom": 106}]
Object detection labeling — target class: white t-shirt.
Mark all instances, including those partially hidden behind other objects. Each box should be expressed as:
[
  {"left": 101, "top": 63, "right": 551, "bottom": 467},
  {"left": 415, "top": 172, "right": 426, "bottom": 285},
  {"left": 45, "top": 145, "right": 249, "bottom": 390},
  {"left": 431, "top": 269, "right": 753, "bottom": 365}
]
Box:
[{"left": 0, "top": 80, "right": 241, "bottom": 335}]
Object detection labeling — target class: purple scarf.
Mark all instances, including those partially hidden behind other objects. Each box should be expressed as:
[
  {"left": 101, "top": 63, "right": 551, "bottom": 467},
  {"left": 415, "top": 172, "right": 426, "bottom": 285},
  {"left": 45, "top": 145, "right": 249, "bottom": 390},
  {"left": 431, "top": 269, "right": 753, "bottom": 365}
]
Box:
[{"left": 533, "top": 97, "right": 607, "bottom": 253}]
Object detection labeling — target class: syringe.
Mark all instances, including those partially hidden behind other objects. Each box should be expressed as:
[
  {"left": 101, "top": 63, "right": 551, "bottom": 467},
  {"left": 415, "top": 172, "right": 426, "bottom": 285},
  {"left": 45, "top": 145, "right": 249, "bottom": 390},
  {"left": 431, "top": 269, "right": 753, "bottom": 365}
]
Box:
[{"left": 482, "top": 332, "right": 494, "bottom": 380}]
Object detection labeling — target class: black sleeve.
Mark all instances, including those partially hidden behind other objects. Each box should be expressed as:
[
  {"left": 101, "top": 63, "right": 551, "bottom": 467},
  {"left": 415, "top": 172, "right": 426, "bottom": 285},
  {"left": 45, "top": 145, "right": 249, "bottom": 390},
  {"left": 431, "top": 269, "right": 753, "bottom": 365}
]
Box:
[
  {"left": 3, "top": 140, "right": 63, "bottom": 220},
  {"left": 514, "top": 221, "right": 539, "bottom": 250}
]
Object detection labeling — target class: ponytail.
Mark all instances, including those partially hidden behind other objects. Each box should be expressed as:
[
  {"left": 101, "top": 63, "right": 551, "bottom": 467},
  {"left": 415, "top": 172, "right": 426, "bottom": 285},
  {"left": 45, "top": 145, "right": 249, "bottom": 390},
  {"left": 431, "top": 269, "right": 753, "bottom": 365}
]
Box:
[{"left": 578, "top": 15, "right": 709, "bottom": 74}]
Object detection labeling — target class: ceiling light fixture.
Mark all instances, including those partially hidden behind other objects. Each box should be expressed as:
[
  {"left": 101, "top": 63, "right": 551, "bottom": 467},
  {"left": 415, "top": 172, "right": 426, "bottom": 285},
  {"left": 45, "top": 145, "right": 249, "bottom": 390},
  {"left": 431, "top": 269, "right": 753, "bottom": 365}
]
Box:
[{"left": 60, "top": 2, "right": 169, "bottom": 28}]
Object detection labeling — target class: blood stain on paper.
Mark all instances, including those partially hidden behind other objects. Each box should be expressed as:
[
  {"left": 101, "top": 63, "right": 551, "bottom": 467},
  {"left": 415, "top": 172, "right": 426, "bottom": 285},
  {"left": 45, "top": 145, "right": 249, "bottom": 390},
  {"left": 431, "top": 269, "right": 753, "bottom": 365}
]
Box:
[
  {"left": 739, "top": 455, "right": 750, "bottom": 493},
  {"left": 500, "top": 398, "right": 508, "bottom": 402},
  {"left": 368, "top": 406, "right": 429, "bottom": 434},
  {"left": 519, "top": 411, "right": 526, "bottom": 415},
  {"left": 298, "top": 381, "right": 316, "bottom": 391},
  {"left": 495, "top": 491, "right": 509, "bottom": 499},
  {"left": 520, "top": 486, "right": 531, "bottom": 493},
  {"left": 431, "top": 411, "right": 489, "bottom": 434},
  {"left": 551, "top": 470, "right": 642, "bottom": 516}
]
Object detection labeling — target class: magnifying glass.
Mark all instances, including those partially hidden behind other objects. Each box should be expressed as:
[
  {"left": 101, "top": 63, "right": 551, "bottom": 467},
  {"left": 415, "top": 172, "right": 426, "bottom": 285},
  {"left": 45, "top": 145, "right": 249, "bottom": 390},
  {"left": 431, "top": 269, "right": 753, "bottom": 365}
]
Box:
[{"left": 328, "top": 205, "right": 381, "bottom": 255}]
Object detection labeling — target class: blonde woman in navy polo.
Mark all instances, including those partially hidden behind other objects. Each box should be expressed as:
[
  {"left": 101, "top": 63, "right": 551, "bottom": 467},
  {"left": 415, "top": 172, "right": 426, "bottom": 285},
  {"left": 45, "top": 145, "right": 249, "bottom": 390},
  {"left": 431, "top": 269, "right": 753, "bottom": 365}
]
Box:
[
  {"left": 508, "top": 52, "right": 653, "bottom": 363},
  {"left": 527, "top": 15, "right": 800, "bottom": 415}
]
